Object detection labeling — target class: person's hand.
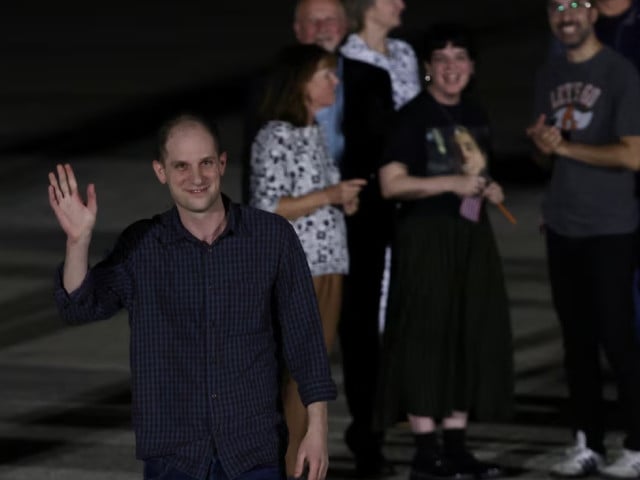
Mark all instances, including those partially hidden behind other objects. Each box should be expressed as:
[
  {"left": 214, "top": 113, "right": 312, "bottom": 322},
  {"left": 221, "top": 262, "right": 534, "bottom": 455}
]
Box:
[
  {"left": 48, "top": 163, "right": 97, "bottom": 245},
  {"left": 343, "top": 196, "right": 359, "bottom": 216},
  {"left": 325, "top": 178, "right": 367, "bottom": 208},
  {"left": 526, "top": 114, "right": 563, "bottom": 155},
  {"left": 450, "top": 174, "right": 486, "bottom": 197},
  {"left": 294, "top": 427, "right": 328, "bottom": 480},
  {"left": 483, "top": 181, "right": 504, "bottom": 205}
]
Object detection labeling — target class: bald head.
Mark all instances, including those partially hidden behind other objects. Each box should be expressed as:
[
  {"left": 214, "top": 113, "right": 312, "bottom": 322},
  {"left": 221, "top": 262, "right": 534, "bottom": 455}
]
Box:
[
  {"left": 156, "top": 114, "right": 222, "bottom": 164},
  {"left": 294, "top": 0, "right": 348, "bottom": 52}
]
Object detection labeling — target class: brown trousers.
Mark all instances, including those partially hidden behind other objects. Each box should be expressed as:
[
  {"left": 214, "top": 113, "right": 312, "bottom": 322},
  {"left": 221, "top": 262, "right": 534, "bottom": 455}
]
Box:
[{"left": 283, "top": 273, "right": 343, "bottom": 476}]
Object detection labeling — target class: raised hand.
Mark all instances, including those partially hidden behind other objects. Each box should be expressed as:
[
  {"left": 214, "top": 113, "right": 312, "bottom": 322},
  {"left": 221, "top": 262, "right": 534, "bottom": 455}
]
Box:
[{"left": 48, "top": 163, "right": 97, "bottom": 245}]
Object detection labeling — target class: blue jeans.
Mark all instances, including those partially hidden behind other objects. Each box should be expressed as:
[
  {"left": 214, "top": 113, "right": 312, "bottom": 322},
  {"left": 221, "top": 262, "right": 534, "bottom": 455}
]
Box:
[{"left": 143, "top": 457, "right": 283, "bottom": 480}]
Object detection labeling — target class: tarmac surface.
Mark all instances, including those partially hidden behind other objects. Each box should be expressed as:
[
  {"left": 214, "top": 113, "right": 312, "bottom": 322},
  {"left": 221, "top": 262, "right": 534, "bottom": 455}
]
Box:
[
  {"left": 0, "top": 2, "right": 629, "bottom": 479},
  {"left": 0, "top": 126, "right": 626, "bottom": 480}
]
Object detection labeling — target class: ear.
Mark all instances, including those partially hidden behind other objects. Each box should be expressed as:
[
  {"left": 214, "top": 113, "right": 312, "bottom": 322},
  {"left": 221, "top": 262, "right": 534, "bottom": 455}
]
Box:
[
  {"left": 293, "top": 20, "right": 303, "bottom": 42},
  {"left": 152, "top": 160, "right": 167, "bottom": 184},
  {"left": 218, "top": 152, "right": 228, "bottom": 176}
]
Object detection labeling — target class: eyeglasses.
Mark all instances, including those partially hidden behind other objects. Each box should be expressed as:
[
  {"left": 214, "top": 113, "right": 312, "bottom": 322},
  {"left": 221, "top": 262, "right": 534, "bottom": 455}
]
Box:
[{"left": 547, "top": 1, "right": 592, "bottom": 13}]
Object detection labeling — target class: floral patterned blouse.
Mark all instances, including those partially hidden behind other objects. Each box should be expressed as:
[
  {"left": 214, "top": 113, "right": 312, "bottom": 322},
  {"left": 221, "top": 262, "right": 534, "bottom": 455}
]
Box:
[
  {"left": 250, "top": 120, "right": 349, "bottom": 276},
  {"left": 340, "top": 33, "right": 421, "bottom": 110}
]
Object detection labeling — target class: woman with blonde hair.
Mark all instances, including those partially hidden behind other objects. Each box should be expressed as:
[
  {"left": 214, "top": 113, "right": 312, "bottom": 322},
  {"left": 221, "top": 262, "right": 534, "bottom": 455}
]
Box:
[{"left": 341, "top": 0, "right": 421, "bottom": 110}]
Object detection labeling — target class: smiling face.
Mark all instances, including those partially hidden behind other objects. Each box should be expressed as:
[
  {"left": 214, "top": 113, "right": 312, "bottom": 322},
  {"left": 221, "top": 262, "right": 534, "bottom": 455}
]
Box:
[
  {"left": 294, "top": 0, "right": 347, "bottom": 52},
  {"left": 547, "top": 0, "right": 598, "bottom": 49},
  {"left": 425, "top": 43, "right": 474, "bottom": 105},
  {"left": 153, "top": 121, "right": 227, "bottom": 218}
]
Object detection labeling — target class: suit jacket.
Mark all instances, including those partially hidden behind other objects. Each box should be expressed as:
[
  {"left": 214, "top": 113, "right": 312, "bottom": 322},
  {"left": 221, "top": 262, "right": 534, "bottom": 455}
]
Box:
[{"left": 341, "top": 56, "right": 395, "bottom": 238}]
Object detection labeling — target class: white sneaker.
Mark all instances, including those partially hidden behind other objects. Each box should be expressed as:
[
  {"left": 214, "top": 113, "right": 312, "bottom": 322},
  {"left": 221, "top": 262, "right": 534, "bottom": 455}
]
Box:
[
  {"left": 550, "top": 431, "right": 604, "bottom": 477},
  {"left": 600, "top": 449, "right": 640, "bottom": 479}
]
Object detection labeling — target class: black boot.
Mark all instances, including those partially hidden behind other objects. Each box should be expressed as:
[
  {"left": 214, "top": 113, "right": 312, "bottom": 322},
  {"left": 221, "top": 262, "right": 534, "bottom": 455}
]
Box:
[
  {"left": 410, "top": 432, "right": 473, "bottom": 480},
  {"left": 443, "top": 429, "right": 504, "bottom": 480}
]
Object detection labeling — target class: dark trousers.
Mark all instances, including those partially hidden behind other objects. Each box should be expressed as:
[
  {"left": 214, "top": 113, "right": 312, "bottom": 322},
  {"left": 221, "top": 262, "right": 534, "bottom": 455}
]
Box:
[
  {"left": 339, "top": 211, "right": 389, "bottom": 454},
  {"left": 634, "top": 269, "right": 640, "bottom": 338},
  {"left": 143, "top": 458, "right": 282, "bottom": 480},
  {"left": 546, "top": 228, "right": 640, "bottom": 452}
]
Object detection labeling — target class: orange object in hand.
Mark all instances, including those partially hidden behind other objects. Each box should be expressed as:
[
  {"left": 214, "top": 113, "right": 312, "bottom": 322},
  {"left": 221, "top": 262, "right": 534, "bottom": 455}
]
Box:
[{"left": 496, "top": 202, "right": 517, "bottom": 225}]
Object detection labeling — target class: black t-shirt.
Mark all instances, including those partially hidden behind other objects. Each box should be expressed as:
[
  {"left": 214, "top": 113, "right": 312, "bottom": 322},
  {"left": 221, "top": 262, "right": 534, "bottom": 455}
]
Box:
[{"left": 383, "top": 91, "right": 491, "bottom": 218}]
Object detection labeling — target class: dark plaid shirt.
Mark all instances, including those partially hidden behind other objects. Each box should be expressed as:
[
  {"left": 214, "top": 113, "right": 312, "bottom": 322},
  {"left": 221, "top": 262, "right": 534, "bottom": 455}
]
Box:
[{"left": 54, "top": 198, "right": 337, "bottom": 480}]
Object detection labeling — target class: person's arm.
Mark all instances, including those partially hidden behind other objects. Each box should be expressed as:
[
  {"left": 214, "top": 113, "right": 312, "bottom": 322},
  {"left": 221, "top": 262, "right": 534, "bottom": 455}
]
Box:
[
  {"left": 50, "top": 163, "right": 130, "bottom": 325},
  {"left": 251, "top": 124, "right": 366, "bottom": 220},
  {"left": 483, "top": 181, "right": 505, "bottom": 205},
  {"left": 294, "top": 401, "right": 329, "bottom": 480},
  {"left": 275, "top": 178, "right": 367, "bottom": 220},
  {"left": 527, "top": 115, "right": 640, "bottom": 170},
  {"left": 379, "top": 161, "right": 487, "bottom": 200},
  {"left": 48, "top": 163, "right": 97, "bottom": 293},
  {"left": 555, "top": 136, "right": 640, "bottom": 170},
  {"left": 527, "top": 59, "right": 640, "bottom": 171},
  {"left": 274, "top": 223, "right": 336, "bottom": 479}
]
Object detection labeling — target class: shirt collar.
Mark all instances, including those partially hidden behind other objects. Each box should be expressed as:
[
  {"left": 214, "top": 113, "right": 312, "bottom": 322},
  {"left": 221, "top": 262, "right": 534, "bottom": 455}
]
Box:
[
  {"left": 340, "top": 33, "right": 392, "bottom": 70},
  {"left": 159, "top": 194, "right": 249, "bottom": 245}
]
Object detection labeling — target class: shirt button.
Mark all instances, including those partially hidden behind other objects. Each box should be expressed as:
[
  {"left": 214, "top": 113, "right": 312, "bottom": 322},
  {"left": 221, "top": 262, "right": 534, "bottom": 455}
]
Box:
[{"left": 211, "top": 394, "right": 218, "bottom": 400}]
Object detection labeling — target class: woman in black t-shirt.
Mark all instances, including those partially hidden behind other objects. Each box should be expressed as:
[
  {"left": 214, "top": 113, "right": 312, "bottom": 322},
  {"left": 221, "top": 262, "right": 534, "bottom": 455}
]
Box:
[{"left": 376, "top": 24, "right": 513, "bottom": 480}]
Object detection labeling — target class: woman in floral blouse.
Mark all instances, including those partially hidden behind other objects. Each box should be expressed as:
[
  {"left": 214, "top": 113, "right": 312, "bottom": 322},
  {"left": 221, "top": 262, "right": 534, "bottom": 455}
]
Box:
[{"left": 250, "top": 43, "right": 366, "bottom": 478}]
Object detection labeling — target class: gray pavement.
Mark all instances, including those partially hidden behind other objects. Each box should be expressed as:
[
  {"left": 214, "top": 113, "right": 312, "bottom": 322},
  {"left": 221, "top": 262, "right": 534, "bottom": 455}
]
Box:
[{"left": 0, "top": 113, "right": 626, "bottom": 479}]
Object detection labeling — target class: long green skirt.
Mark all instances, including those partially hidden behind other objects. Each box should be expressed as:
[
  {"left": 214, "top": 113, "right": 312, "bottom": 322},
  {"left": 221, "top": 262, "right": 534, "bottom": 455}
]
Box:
[{"left": 377, "top": 212, "right": 513, "bottom": 427}]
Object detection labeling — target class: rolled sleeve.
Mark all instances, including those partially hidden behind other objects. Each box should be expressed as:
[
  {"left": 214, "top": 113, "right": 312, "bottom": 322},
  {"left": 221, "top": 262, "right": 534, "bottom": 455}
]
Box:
[{"left": 275, "top": 223, "right": 337, "bottom": 405}]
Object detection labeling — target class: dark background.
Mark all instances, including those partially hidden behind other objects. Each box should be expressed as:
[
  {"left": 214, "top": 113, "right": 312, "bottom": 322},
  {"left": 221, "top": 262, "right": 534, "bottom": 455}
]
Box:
[
  {"left": 1, "top": 0, "right": 551, "bottom": 181},
  {"left": 0, "top": 6, "right": 580, "bottom": 478}
]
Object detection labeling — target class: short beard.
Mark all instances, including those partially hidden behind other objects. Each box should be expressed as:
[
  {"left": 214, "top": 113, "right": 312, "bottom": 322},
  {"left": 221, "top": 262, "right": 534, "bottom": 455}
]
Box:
[{"left": 556, "top": 25, "right": 591, "bottom": 50}]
